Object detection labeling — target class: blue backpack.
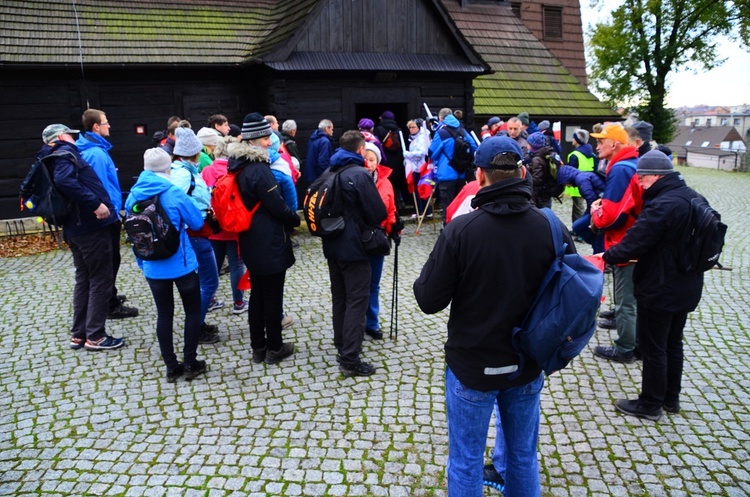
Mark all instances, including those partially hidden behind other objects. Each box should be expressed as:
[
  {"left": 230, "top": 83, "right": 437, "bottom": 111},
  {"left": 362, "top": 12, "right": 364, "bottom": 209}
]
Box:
[{"left": 510, "top": 209, "right": 604, "bottom": 377}]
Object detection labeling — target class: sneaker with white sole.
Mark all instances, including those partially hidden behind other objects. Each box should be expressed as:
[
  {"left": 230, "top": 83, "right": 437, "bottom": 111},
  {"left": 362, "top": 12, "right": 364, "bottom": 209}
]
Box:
[
  {"left": 207, "top": 299, "right": 225, "bottom": 313},
  {"left": 70, "top": 337, "right": 85, "bottom": 350},
  {"left": 232, "top": 301, "right": 248, "bottom": 314},
  {"left": 84, "top": 335, "right": 125, "bottom": 351}
]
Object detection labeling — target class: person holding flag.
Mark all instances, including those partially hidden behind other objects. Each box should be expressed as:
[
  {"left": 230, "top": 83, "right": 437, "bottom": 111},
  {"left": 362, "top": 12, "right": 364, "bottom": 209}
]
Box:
[{"left": 404, "top": 119, "right": 431, "bottom": 216}]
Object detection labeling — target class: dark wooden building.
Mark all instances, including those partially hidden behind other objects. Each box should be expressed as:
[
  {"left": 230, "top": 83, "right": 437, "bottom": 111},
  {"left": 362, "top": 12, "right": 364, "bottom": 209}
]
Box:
[{"left": 0, "top": 0, "right": 616, "bottom": 221}]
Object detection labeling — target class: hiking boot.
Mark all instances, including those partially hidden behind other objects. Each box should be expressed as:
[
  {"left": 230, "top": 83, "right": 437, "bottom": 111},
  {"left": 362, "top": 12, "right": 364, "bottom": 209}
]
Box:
[
  {"left": 198, "top": 326, "right": 221, "bottom": 344},
  {"left": 70, "top": 337, "right": 85, "bottom": 350},
  {"left": 108, "top": 304, "right": 139, "bottom": 319},
  {"left": 84, "top": 335, "right": 125, "bottom": 351},
  {"left": 232, "top": 301, "right": 248, "bottom": 315},
  {"left": 593, "top": 346, "right": 635, "bottom": 364},
  {"left": 482, "top": 464, "right": 505, "bottom": 492},
  {"left": 633, "top": 346, "right": 643, "bottom": 361},
  {"left": 339, "top": 361, "right": 376, "bottom": 377},
  {"left": 599, "top": 307, "right": 615, "bottom": 320},
  {"left": 116, "top": 294, "right": 128, "bottom": 304},
  {"left": 663, "top": 401, "right": 681, "bottom": 414},
  {"left": 281, "top": 315, "right": 294, "bottom": 329},
  {"left": 252, "top": 347, "right": 267, "bottom": 364},
  {"left": 184, "top": 360, "right": 207, "bottom": 381},
  {"left": 207, "top": 299, "right": 225, "bottom": 313},
  {"left": 598, "top": 317, "right": 617, "bottom": 329},
  {"left": 266, "top": 343, "right": 295, "bottom": 365},
  {"left": 615, "top": 399, "right": 662, "bottom": 421},
  {"left": 166, "top": 363, "right": 184, "bottom": 383},
  {"left": 365, "top": 328, "right": 383, "bottom": 340}
]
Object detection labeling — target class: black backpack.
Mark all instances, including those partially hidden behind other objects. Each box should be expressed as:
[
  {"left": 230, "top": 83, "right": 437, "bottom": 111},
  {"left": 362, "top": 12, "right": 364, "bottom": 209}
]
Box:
[
  {"left": 19, "top": 151, "right": 79, "bottom": 228},
  {"left": 303, "top": 164, "right": 355, "bottom": 237},
  {"left": 439, "top": 126, "right": 474, "bottom": 173},
  {"left": 678, "top": 194, "right": 727, "bottom": 274},
  {"left": 124, "top": 195, "right": 180, "bottom": 260}
]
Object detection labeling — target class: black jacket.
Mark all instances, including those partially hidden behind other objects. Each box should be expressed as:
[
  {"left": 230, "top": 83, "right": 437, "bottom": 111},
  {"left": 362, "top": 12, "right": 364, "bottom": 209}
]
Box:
[
  {"left": 40, "top": 141, "right": 118, "bottom": 238},
  {"left": 413, "top": 176, "right": 575, "bottom": 391},
  {"left": 321, "top": 149, "right": 387, "bottom": 262},
  {"left": 227, "top": 143, "right": 300, "bottom": 275},
  {"left": 603, "top": 173, "right": 704, "bottom": 312}
]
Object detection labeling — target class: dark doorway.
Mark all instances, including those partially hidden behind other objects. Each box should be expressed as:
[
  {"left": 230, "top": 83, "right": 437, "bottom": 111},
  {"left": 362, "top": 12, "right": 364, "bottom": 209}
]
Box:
[{"left": 354, "top": 103, "right": 410, "bottom": 129}]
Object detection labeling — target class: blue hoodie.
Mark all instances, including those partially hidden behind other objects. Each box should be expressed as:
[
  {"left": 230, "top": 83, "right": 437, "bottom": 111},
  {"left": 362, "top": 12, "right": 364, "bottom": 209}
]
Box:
[
  {"left": 125, "top": 170, "right": 204, "bottom": 280},
  {"left": 76, "top": 132, "right": 123, "bottom": 212},
  {"left": 428, "top": 114, "right": 478, "bottom": 182}
]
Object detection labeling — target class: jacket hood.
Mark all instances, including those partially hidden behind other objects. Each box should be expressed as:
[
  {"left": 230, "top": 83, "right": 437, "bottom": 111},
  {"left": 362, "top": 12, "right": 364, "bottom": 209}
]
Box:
[
  {"left": 330, "top": 148, "right": 364, "bottom": 168},
  {"left": 576, "top": 143, "right": 595, "bottom": 158},
  {"left": 75, "top": 131, "right": 112, "bottom": 153},
  {"left": 443, "top": 115, "right": 460, "bottom": 129},
  {"left": 375, "top": 164, "right": 392, "bottom": 180},
  {"left": 127, "top": 170, "right": 174, "bottom": 205},
  {"left": 309, "top": 129, "right": 330, "bottom": 142},
  {"left": 226, "top": 141, "right": 270, "bottom": 173},
  {"left": 532, "top": 146, "right": 553, "bottom": 157},
  {"left": 557, "top": 165, "right": 579, "bottom": 185},
  {"left": 470, "top": 176, "right": 533, "bottom": 215}
]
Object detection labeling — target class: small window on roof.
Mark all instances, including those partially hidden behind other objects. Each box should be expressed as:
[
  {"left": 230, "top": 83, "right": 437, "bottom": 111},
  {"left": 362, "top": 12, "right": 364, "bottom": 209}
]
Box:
[
  {"left": 701, "top": 141, "right": 710, "bottom": 147},
  {"left": 685, "top": 140, "right": 692, "bottom": 146},
  {"left": 543, "top": 6, "right": 563, "bottom": 40},
  {"left": 510, "top": 1, "right": 522, "bottom": 17}
]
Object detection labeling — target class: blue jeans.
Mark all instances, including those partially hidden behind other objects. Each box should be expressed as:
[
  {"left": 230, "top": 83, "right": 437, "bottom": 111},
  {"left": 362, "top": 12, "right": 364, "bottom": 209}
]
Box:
[
  {"left": 146, "top": 271, "right": 201, "bottom": 368},
  {"left": 366, "top": 255, "right": 385, "bottom": 331},
  {"left": 211, "top": 239, "right": 245, "bottom": 303},
  {"left": 445, "top": 367, "right": 544, "bottom": 497},
  {"left": 572, "top": 214, "right": 604, "bottom": 254},
  {"left": 189, "top": 236, "right": 219, "bottom": 324}
]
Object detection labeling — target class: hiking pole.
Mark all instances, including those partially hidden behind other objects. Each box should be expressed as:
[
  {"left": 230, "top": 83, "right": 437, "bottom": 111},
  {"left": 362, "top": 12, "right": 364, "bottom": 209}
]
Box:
[
  {"left": 415, "top": 188, "right": 436, "bottom": 235},
  {"left": 390, "top": 240, "right": 399, "bottom": 340}
]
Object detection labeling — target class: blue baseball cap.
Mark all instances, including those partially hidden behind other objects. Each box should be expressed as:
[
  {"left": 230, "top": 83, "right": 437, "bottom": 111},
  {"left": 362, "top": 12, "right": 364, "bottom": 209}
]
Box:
[{"left": 474, "top": 136, "right": 523, "bottom": 169}]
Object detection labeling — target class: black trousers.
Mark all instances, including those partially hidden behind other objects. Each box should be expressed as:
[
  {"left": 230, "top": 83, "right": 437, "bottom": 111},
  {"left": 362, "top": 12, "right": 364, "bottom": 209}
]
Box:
[
  {"left": 107, "top": 221, "right": 122, "bottom": 311},
  {"left": 248, "top": 271, "right": 286, "bottom": 352},
  {"left": 328, "top": 259, "right": 371, "bottom": 367},
  {"left": 146, "top": 271, "right": 201, "bottom": 368},
  {"left": 637, "top": 306, "right": 687, "bottom": 409}
]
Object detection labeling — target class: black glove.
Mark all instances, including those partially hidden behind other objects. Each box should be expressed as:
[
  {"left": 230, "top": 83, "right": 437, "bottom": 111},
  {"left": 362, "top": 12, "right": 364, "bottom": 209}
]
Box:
[
  {"left": 392, "top": 233, "right": 401, "bottom": 247},
  {"left": 392, "top": 216, "right": 405, "bottom": 235}
]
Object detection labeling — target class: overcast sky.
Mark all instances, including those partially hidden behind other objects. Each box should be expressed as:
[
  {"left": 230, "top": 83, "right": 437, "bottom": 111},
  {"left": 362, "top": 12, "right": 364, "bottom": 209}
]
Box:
[{"left": 579, "top": 3, "right": 750, "bottom": 108}]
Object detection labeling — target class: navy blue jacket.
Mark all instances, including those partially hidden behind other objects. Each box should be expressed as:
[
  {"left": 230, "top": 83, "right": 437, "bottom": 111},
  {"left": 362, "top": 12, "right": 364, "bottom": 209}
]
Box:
[
  {"left": 40, "top": 141, "right": 118, "bottom": 238},
  {"left": 304, "top": 129, "right": 333, "bottom": 183}
]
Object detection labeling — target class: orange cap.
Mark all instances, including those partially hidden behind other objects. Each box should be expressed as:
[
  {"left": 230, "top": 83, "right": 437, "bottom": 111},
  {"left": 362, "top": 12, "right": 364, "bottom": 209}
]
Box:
[{"left": 590, "top": 123, "right": 628, "bottom": 145}]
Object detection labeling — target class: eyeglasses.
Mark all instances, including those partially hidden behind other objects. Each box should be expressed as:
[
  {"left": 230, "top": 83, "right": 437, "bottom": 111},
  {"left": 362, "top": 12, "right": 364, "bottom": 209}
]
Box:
[{"left": 99, "top": 122, "right": 110, "bottom": 127}]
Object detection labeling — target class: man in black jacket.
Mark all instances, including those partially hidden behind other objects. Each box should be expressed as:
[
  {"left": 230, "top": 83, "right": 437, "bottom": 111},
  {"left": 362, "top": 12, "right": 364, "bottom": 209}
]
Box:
[
  {"left": 414, "top": 136, "right": 574, "bottom": 496},
  {"left": 322, "top": 131, "right": 387, "bottom": 377},
  {"left": 604, "top": 150, "right": 705, "bottom": 421}
]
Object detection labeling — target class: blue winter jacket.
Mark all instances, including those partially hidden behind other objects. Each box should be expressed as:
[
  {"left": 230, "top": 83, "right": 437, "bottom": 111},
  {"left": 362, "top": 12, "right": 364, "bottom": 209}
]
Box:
[
  {"left": 428, "top": 115, "right": 478, "bottom": 182},
  {"left": 40, "top": 141, "right": 118, "bottom": 238},
  {"left": 125, "top": 170, "right": 204, "bottom": 279},
  {"left": 75, "top": 132, "right": 123, "bottom": 212},
  {"left": 170, "top": 159, "right": 211, "bottom": 218},
  {"left": 304, "top": 129, "right": 333, "bottom": 183},
  {"left": 556, "top": 166, "right": 606, "bottom": 207}
]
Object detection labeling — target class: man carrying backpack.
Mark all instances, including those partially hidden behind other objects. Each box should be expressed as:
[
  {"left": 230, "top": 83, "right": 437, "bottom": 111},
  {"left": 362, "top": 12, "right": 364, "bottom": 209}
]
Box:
[
  {"left": 38, "top": 123, "right": 125, "bottom": 351},
  {"left": 428, "top": 113, "right": 478, "bottom": 223},
  {"left": 602, "top": 151, "right": 708, "bottom": 421},
  {"left": 321, "top": 130, "right": 386, "bottom": 377},
  {"left": 414, "top": 136, "right": 575, "bottom": 497}
]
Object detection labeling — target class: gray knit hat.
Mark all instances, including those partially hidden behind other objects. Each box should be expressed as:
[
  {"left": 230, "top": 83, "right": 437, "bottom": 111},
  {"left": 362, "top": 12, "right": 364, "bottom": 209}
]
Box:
[
  {"left": 173, "top": 127, "right": 203, "bottom": 157},
  {"left": 573, "top": 129, "right": 589, "bottom": 146},
  {"left": 632, "top": 121, "right": 654, "bottom": 143},
  {"left": 637, "top": 150, "right": 673, "bottom": 175},
  {"left": 241, "top": 112, "right": 272, "bottom": 140},
  {"left": 143, "top": 148, "right": 172, "bottom": 173}
]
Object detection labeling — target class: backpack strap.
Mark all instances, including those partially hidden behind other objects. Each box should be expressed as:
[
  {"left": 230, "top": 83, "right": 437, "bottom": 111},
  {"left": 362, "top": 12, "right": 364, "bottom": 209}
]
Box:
[
  {"left": 540, "top": 208, "right": 565, "bottom": 258},
  {"left": 187, "top": 169, "right": 196, "bottom": 197}
]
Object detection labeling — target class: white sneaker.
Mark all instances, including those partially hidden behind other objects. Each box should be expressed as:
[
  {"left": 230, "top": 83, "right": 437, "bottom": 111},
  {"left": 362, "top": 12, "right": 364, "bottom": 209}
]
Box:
[
  {"left": 281, "top": 315, "right": 294, "bottom": 329},
  {"left": 207, "top": 299, "right": 225, "bottom": 313}
]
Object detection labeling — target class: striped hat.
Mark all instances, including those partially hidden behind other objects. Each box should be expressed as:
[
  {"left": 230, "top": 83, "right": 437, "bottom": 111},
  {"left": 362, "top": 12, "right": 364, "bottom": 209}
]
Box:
[{"left": 241, "top": 112, "right": 272, "bottom": 140}]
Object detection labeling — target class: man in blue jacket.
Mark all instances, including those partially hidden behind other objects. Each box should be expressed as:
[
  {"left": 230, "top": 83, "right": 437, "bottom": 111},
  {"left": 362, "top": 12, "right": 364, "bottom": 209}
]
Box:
[
  {"left": 76, "top": 109, "right": 139, "bottom": 320},
  {"left": 428, "top": 114, "right": 478, "bottom": 222},
  {"left": 303, "top": 119, "right": 334, "bottom": 183},
  {"left": 40, "top": 123, "right": 125, "bottom": 351}
]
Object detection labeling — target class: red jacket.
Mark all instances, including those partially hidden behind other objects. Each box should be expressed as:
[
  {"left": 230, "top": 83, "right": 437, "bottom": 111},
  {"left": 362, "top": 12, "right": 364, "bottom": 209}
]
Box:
[
  {"left": 591, "top": 146, "right": 640, "bottom": 251},
  {"left": 374, "top": 165, "right": 397, "bottom": 234}
]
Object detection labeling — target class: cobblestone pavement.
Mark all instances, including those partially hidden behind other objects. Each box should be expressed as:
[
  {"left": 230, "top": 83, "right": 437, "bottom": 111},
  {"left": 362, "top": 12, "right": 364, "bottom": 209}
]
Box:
[{"left": 1, "top": 166, "right": 749, "bottom": 497}]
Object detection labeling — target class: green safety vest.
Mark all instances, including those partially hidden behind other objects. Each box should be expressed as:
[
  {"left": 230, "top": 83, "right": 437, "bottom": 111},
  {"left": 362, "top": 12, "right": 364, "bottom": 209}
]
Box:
[{"left": 565, "top": 150, "right": 596, "bottom": 198}]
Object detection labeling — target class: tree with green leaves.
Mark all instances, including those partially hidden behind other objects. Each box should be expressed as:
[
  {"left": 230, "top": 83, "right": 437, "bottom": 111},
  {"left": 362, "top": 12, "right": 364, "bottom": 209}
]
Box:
[{"left": 587, "top": 0, "right": 750, "bottom": 143}]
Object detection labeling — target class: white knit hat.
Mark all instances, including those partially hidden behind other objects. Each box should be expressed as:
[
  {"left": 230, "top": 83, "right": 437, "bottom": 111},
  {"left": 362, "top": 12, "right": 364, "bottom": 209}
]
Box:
[
  {"left": 143, "top": 148, "right": 172, "bottom": 173},
  {"left": 197, "top": 127, "right": 220, "bottom": 147}
]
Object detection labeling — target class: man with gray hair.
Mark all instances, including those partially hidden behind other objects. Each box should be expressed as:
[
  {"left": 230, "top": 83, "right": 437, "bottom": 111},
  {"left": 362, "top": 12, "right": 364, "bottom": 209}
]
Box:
[
  {"left": 303, "top": 119, "right": 334, "bottom": 183},
  {"left": 281, "top": 119, "right": 300, "bottom": 163},
  {"left": 506, "top": 117, "right": 529, "bottom": 154}
]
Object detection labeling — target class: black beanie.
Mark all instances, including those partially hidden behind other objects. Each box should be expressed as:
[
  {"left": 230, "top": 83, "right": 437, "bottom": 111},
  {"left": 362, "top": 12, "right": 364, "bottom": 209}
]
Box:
[{"left": 241, "top": 112, "right": 272, "bottom": 140}]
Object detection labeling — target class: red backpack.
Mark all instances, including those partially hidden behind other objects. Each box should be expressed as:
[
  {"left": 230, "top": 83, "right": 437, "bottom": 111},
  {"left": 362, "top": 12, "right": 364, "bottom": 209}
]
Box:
[{"left": 211, "top": 172, "right": 260, "bottom": 233}]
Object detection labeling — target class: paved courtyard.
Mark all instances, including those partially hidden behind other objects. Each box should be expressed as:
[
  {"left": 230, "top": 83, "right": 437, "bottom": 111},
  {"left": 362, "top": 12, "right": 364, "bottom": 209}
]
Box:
[{"left": 1, "top": 165, "right": 749, "bottom": 496}]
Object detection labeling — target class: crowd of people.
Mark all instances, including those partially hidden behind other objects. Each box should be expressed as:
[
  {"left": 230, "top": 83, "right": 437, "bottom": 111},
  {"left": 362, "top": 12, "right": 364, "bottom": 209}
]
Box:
[{"left": 38, "top": 106, "right": 710, "bottom": 497}]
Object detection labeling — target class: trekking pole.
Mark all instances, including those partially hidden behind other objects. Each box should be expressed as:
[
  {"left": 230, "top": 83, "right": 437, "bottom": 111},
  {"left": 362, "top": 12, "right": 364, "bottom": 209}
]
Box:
[
  {"left": 415, "top": 188, "right": 436, "bottom": 235},
  {"left": 390, "top": 241, "right": 399, "bottom": 340}
]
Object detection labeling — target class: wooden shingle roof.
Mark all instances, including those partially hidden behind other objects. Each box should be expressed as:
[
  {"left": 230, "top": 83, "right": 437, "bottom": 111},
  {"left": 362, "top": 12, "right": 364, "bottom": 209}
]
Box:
[
  {"left": 0, "top": 0, "right": 318, "bottom": 65},
  {"left": 442, "top": 0, "right": 618, "bottom": 119}
]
